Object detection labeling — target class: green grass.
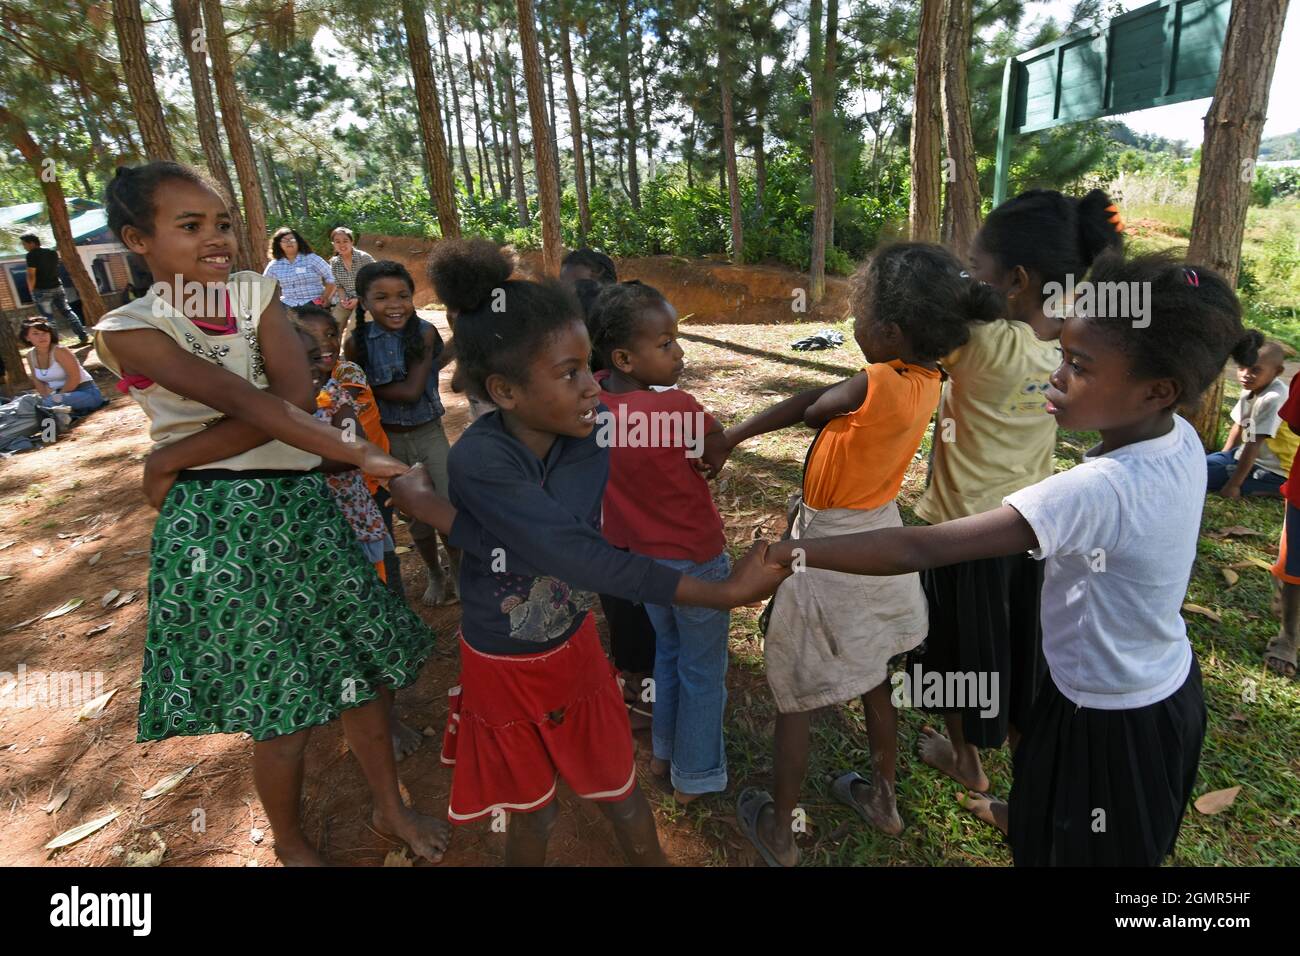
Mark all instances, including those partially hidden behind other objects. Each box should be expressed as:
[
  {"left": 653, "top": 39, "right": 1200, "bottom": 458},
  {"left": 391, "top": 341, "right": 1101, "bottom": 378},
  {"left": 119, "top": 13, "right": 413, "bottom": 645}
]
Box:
[{"left": 676, "top": 304, "right": 1300, "bottom": 867}]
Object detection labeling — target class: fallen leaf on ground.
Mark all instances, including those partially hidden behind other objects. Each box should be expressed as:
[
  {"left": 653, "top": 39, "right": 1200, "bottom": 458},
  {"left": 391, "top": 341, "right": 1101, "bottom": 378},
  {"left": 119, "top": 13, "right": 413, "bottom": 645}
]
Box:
[
  {"left": 1209, "top": 526, "right": 1263, "bottom": 539},
  {"left": 101, "top": 589, "right": 120, "bottom": 609},
  {"left": 1182, "top": 603, "right": 1222, "bottom": 623},
  {"left": 124, "top": 833, "right": 167, "bottom": 867},
  {"left": 9, "top": 616, "right": 38, "bottom": 631},
  {"left": 1228, "top": 557, "right": 1275, "bottom": 571},
  {"left": 42, "top": 787, "right": 71, "bottom": 814},
  {"left": 112, "top": 591, "right": 138, "bottom": 609},
  {"left": 0, "top": 575, "right": 11, "bottom": 582},
  {"left": 75, "top": 689, "right": 117, "bottom": 721},
  {"left": 42, "top": 599, "right": 83, "bottom": 620},
  {"left": 0, "top": 541, "right": 15, "bottom": 551},
  {"left": 383, "top": 848, "right": 413, "bottom": 867},
  {"left": 87, "top": 553, "right": 102, "bottom": 567},
  {"left": 85, "top": 623, "right": 112, "bottom": 637},
  {"left": 394, "top": 546, "right": 411, "bottom": 554},
  {"left": 399, "top": 782, "right": 412, "bottom": 807},
  {"left": 142, "top": 765, "right": 195, "bottom": 800},
  {"left": 1221, "top": 568, "right": 1239, "bottom": 587},
  {"left": 1228, "top": 711, "right": 1248, "bottom": 723},
  {"left": 1194, "top": 786, "right": 1242, "bottom": 815},
  {"left": 421, "top": 726, "right": 437, "bottom": 737},
  {"left": 31, "top": 547, "right": 45, "bottom": 557},
  {"left": 44, "top": 810, "right": 121, "bottom": 850}
]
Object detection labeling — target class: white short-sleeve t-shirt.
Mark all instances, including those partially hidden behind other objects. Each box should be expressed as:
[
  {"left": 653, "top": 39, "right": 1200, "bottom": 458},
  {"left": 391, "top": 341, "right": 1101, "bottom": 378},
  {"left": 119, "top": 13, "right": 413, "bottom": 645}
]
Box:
[{"left": 1004, "top": 415, "right": 1205, "bottom": 710}]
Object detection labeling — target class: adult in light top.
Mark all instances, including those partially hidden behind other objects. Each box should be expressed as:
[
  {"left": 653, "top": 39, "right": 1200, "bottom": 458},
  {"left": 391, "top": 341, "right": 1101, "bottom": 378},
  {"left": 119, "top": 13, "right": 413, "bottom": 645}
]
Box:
[{"left": 262, "top": 226, "right": 335, "bottom": 308}]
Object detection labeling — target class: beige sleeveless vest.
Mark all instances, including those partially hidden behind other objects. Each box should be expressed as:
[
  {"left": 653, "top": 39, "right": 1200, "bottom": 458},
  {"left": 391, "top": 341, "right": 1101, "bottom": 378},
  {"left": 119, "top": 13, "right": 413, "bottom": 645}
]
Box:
[{"left": 94, "top": 271, "right": 320, "bottom": 471}]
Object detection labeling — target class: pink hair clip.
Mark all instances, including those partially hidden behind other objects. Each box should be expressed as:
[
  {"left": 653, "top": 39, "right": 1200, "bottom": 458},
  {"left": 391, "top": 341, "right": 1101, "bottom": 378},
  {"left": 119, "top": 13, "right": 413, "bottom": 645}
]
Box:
[{"left": 1183, "top": 267, "right": 1199, "bottom": 287}]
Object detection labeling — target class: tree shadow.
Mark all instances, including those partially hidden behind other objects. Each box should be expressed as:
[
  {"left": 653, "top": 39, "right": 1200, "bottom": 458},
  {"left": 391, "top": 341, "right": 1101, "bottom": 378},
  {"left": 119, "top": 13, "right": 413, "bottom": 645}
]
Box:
[{"left": 678, "top": 330, "right": 859, "bottom": 378}]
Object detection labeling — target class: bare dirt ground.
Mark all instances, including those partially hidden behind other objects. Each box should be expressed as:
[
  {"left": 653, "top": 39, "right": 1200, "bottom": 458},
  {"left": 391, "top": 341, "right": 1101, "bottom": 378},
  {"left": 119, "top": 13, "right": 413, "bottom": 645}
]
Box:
[{"left": 0, "top": 310, "right": 731, "bottom": 868}]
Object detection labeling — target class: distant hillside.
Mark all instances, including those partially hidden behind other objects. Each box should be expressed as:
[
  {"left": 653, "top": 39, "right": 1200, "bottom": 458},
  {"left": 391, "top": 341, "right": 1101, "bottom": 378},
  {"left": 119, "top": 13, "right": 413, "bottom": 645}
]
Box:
[{"left": 1261, "top": 130, "right": 1300, "bottom": 161}]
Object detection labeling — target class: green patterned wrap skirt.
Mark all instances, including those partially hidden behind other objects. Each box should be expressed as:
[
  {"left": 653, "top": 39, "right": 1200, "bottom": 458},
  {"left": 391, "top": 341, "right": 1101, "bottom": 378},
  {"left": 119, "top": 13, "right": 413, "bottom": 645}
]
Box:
[{"left": 139, "top": 471, "right": 436, "bottom": 742}]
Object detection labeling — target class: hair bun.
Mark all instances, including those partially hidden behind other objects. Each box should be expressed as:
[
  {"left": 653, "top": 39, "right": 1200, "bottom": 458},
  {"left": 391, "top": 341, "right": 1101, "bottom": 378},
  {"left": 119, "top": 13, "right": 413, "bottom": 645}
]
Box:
[
  {"left": 426, "top": 238, "right": 513, "bottom": 314},
  {"left": 1075, "top": 189, "right": 1124, "bottom": 266},
  {"left": 1231, "top": 327, "right": 1266, "bottom": 367}
]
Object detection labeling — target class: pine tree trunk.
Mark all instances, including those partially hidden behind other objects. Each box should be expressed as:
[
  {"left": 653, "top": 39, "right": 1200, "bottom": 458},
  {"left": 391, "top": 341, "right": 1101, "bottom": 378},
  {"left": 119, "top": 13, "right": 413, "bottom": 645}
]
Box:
[
  {"left": 909, "top": 0, "right": 943, "bottom": 242},
  {"left": 436, "top": 0, "right": 474, "bottom": 196},
  {"left": 500, "top": 46, "right": 531, "bottom": 228},
  {"left": 0, "top": 107, "right": 108, "bottom": 336},
  {"left": 111, "top": 0, "right": 175, "bottom": 160},
  {"left": 202, "top": 0, "right": 269, "bottom": 269},
  {"left": 753, "top": 54, "right": 767, "bottom": 214},
  {"left": 634, "top": 3, "right": 654, "bottom": 181},
  {"left": 559, "top": 0, "right": 591, "bottom": 240},
  {"left": 173, "top": 0, "right": 250, "bottom": 272},
  {"left": 401, "top": 0, "right": 461, "bottom": 238},
  {"left": 463, "top": 33, "right": 491, "bottom": 197},
  {"left": 617, "top": 0, "right": 640, "bottom": 209},
  {"left": 538, "top": 0, "right": 563, "bottom": 189},
  {"left": 718, "top": 2, "right": 743, "bottom": 263},
  {"left": 516, "top": 0, "right": 562, "bottom": 274},
  {"left": 824, "top": 0, "right": 837, "bottom": 252},
  {"left": 479, "top": 31, "right": 510, "bottom": 199},
  {"left": 809, "top": 0, "right": 832, "bottom": 303},
  {"left": 1187, "top": 0, "right": 1290, "bottom": 447},
  {"left": 581, "top": 24, "right": 597, "bottom": 199},
  {"left": 940, "top": 0, "right": 980, "bottom": 256}
]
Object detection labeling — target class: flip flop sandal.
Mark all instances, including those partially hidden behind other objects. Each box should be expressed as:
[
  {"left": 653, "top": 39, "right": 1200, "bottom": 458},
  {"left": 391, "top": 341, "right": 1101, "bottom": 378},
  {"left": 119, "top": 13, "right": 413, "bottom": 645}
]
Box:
[
  {"left": 831, "top": 770, "right": 886, "bottom": 828},
  {"left": 736, "top": 787, "right": 797, "bottom": 868},
  {"left": 1264, "top": 635, "right": 1298, "bottom": 678}
]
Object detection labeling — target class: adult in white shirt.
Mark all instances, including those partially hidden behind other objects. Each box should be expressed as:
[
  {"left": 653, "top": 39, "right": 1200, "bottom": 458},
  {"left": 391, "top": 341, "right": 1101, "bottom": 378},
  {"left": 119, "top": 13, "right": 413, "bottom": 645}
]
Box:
[{"left": 21, "top": 317, "right": 104, "bottom": 415}]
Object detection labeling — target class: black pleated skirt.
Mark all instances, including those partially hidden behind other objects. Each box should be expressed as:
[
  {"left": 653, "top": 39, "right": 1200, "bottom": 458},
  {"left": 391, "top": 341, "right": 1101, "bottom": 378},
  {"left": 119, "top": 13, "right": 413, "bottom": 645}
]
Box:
[
  {"left": 1007, "top": 656, "right": 1206, "bottom": 866},
  {"left": 917, "top": 553, "right": 1046, "bottom": 748}
]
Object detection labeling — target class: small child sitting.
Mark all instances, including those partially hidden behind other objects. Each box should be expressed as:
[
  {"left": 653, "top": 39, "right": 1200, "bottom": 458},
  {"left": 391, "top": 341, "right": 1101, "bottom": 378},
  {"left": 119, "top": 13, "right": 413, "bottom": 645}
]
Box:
[{"left": 1207, "top": 336, "right": 1296, "bottom": 498}]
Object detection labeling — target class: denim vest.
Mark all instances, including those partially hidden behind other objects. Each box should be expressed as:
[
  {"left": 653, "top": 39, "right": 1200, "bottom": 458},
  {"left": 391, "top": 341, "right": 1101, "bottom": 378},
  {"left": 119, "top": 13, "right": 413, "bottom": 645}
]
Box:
[{"left": 363, "top": 320, "right": 445, "bottom": 427}]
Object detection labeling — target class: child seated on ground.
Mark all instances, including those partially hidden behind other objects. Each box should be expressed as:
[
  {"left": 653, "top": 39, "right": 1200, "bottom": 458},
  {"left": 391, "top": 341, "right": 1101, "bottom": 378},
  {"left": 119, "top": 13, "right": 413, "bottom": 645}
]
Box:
[{"left": 1207, "top": 337, "right": 1296, "bottom": 498}]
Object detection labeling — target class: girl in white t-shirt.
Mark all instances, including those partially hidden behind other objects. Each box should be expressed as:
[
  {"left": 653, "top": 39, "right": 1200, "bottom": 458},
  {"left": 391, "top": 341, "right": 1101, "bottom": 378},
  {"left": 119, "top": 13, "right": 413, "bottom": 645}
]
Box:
[{"left": 764, "top": 252, "right": 1251, "bottom": 866}]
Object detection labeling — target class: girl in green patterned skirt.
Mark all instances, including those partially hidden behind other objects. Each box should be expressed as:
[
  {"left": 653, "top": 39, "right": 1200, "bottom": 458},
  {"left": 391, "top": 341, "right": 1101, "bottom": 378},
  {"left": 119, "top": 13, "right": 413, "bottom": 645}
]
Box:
[{"left": 93, "top": 161, "right": 446, "bottom": 866}]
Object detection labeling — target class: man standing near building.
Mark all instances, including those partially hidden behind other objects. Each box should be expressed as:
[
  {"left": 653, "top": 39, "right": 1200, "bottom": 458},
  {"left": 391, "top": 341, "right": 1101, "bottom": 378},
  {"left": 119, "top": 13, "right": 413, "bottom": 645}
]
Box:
[{"left": 21, "top": 234, "right": 89, "bottom": 345}]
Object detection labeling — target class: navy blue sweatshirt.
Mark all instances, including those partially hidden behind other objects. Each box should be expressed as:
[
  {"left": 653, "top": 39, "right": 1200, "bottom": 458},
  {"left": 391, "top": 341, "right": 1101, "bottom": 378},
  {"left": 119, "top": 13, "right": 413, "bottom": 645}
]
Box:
[{"left": 448, "top": 408, "right": 684, "bottom": 655}]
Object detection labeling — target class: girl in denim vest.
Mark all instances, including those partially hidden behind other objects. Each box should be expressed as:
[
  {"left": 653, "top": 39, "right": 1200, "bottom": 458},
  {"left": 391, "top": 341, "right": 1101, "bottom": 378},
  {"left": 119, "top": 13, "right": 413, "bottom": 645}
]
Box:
[{"left": 345, "top": 260, "right": 460, "bottom": 605}]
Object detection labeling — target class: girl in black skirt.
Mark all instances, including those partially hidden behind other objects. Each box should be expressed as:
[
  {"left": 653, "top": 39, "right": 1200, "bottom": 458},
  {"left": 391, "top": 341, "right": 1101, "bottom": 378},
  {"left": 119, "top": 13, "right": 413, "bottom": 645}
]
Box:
[
  {"left": 763, "top": 252, "right": 1250, "bottom": 866},
  {"left": 913, "top": 189, "right": 1123, "bottom": 794}
]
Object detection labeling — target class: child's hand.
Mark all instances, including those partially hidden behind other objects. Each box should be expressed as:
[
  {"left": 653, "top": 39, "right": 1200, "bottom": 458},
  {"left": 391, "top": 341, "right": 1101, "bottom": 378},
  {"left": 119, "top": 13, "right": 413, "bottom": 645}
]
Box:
[
  {"left": 388, "top": 462, "right": 434, "bottom": 514},
  {"left": 388, "top": 463, "right": 457, "bottom": 535},
  {"left": 694, "top": 430, "right": 733, "bottom": 480},
  {"left": 141, "top": 451, "right": 179, "bottom": 511},
  {"left": 725, "top": 540, "right": 792, "bottom": 607},
  {"left": 358, "top": 441, "right": 408, "bottom": 479}
]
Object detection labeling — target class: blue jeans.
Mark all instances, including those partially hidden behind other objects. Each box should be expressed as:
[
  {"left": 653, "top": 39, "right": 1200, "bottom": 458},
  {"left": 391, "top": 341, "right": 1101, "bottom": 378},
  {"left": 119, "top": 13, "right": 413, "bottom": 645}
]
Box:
[
  {"left": 32, "top": 287, "right": 88, "bottom": 342},
  {"left": 40, "top": 380, "right": 104, "bottom": 415},
  {"left": 1206, "top": 450, "right": 1286, "bottom": 496},
  {"left": 643, "top": 550, "right": 731, "bottom": 795}
]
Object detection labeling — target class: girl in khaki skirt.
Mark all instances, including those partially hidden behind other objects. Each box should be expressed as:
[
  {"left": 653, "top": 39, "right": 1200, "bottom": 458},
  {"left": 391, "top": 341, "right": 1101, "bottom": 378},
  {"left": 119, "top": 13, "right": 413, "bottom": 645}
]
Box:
[{"left": 711, "top": 243, "right": 1000, "bottom": 866}]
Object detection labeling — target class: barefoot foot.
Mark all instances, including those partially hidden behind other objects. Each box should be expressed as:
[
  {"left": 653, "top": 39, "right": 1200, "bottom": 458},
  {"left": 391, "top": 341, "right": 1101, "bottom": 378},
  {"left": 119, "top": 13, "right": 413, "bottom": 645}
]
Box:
[
  {"left": 650, "top": 757, "right": 669, "bottom": 779},
  {"left": 919, "top": 725, "right": 991, "bottom": 792},
  {"left": 845, "top": 776, "right": 904, "bottom": 836},
  {"left": 392, "top": 719, "right": 424, "bottom": 763},
  {"left": 273, "top": 838, "right": 327, "bottom": 867},
  {"left": 957, "top": 791, "right": 1009, "bottom": 835},
  {"left": 373, "top": 806, "right": 451, "bottom": 863},
  {"left": 673, "top": 789, "right": 703, "bottom": 806}
]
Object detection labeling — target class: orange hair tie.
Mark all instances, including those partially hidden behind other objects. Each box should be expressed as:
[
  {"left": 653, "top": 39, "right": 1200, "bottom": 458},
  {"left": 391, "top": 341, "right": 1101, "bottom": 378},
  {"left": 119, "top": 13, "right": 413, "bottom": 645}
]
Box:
[{"left": 1105, "top": 203, "right": 1125, "bottom": 234}]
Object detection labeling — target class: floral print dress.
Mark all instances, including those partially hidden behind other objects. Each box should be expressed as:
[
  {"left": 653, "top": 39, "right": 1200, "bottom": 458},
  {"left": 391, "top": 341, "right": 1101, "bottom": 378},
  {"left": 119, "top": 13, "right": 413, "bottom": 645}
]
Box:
[{"left": 315, "top": 361, "right": 393, "bottom": 564}]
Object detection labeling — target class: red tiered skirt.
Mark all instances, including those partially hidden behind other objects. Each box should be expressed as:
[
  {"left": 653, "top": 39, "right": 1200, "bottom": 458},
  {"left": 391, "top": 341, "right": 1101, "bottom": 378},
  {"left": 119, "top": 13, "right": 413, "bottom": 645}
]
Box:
[{"left": 442, "top": 613, "right": 636, "bottom": 823}]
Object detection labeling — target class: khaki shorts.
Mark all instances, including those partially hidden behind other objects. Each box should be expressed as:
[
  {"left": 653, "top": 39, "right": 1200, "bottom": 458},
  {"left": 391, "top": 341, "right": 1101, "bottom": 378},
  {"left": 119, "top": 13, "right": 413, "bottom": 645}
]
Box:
[
  {"left": 763, "top": 496, "right": 928, "bottom": 714},
  {"left": 386, "top": 418, "right": 451, "bottom": 539}
]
